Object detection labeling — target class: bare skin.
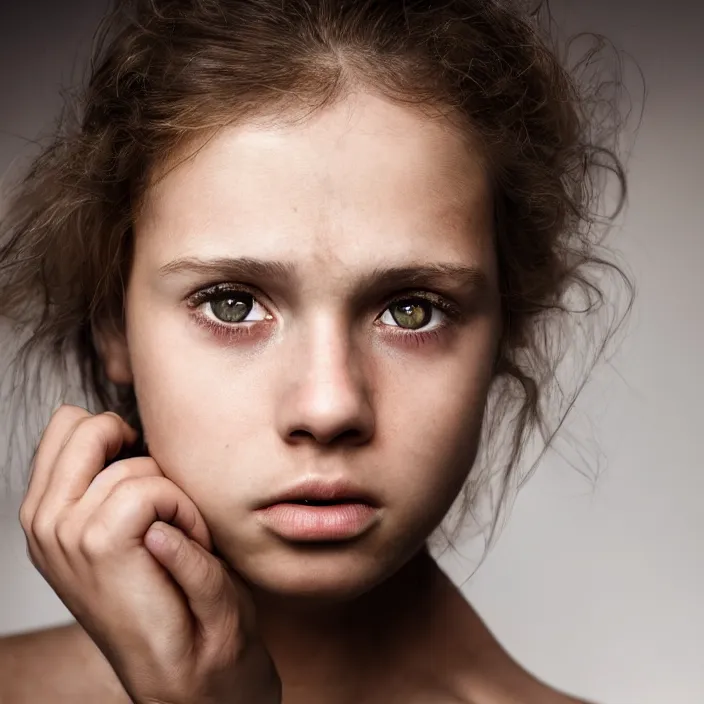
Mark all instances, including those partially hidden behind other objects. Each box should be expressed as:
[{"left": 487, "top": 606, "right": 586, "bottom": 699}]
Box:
[
  {"left": 0, "top": 554, "right": 592, "bottom": 703},
  {"left": 2, "top": 90, "right": 595, "bottom": 703}
]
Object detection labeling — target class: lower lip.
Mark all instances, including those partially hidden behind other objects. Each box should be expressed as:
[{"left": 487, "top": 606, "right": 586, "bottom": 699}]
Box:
[{"left": 256, "top": 502, "right": 379, "bottom": 541}]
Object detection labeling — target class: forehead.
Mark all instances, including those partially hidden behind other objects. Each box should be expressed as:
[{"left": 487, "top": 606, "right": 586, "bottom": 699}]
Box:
[{"left": 136, "top": 92, "right": 494, "bottom": 268}]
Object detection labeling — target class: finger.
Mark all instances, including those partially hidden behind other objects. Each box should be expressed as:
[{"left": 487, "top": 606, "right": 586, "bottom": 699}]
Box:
[
  {"left": 144, "top": 521, "right": 243, "bottom": 636},
  {"left": 22, "top": 410, "right": 138, "bottom": 574},
  {"left": 59, "top": 458, "right": 165, "bottom": 542},
  {"left": 82, "top": 476, "right": 212, "bottom": 556},
  {"left": 78, "top": 456, "right": 164, "bottom": 511},
  {"left": 22, "top": 404, "right": 92, "bottom": 521},
  {"left": 40, "top": 411, "right": 139, "bottom": 512}
]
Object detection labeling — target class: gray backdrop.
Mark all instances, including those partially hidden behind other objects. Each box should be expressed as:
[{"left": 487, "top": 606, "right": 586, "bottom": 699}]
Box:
[{"left": 0, "top": 1, "right": 702, "bottom": 702}]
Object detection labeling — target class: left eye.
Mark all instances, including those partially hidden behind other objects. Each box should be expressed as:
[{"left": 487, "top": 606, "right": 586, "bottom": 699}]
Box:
[{"left": 378, "top": 299, "right": 439, "bottom": 331}]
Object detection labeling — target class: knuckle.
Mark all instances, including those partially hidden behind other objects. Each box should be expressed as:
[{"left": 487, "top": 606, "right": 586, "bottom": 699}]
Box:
[
  {"left": 30, "top": 510, "right": 56, "bottom": 545},
  {"left": 79, "top": 521, "right": 114, "bottom": 558},
  {"left": 72, "top": 415, "right": 112, "bottom": 447},
  {"left": 91, "top": 459, "right": 131, "bottom": 486},
  {"left": 99, "top": 411, "right": 129, "bottom": 436},
  {"left": 62, "top": 421, "right": 94, "bottom": 455},
  {"left": 70, "top": 412, "right": 123, "bottom": 454},
  {"left": 109, "top": 476, "right": 144, "bottom": 504},
  {"left": 51, "top": 406, "right": 93, "bottom": 439},
  {"left": 100, "top": 478, "right": 149, "bottom": 522},
  {"left": 102, "top": 411, "right": 125, "bottom": 424},
  {"left": 101, "top": 457, "right": 157, "bottom": 484},
  {"left": 54, "top": 516, "right": 77, "bottom": 550}
]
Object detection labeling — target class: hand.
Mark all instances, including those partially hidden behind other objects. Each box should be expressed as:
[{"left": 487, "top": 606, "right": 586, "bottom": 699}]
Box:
[{"left": 19, "top": 404, "right": 281, "bottom": 704}]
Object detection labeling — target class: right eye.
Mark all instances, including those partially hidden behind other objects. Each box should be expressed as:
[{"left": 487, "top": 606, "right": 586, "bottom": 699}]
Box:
[{"left": 187, "top": 285, "right": 273, "bottom": 325}]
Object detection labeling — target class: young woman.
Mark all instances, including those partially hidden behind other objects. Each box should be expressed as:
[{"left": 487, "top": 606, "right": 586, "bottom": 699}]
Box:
[{"left": 0, "top": 0, "right": 632, "bottom": 702}]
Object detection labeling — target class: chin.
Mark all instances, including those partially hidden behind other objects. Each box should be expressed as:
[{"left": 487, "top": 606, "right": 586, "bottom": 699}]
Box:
[{"left": 228, "top": 539, "right": 403, "bottom": 603}]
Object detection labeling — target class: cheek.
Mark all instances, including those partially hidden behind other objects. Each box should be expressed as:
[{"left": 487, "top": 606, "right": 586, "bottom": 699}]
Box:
[
  {"left": 125, "top": 312, "right": 267, "bottom": 488},
  {"left": 380, "top": 338, "right": 496, "bottom": 511}
]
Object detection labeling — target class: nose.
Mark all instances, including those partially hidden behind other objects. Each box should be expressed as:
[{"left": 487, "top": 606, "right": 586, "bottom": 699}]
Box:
[{"left": 275, "top": 320, "right": 375, "bottom": 447}]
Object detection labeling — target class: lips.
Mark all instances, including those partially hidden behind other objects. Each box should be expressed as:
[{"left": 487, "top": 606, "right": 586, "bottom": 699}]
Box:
[
  {"left": 256, "top": 501, "right": 379, "bottom": 541},
  {"left": 258, "top": 477, "right": 379, "bottom": 509},
  {"left": 286, "top": 499, "right": 357, "bottom": 505}
]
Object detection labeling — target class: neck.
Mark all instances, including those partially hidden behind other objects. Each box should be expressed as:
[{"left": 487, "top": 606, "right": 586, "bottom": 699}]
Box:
[{"left": 248, "top": 544, "right": 441, "bottom": 702}]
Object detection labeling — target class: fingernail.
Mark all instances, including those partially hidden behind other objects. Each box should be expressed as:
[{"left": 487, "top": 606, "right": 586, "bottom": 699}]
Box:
[{"left": 146, "top": 527, "right": 168, "bottom": 550}]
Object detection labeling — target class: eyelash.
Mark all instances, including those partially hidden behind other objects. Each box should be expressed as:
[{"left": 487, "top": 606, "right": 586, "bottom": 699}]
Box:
[{"left": 185, "top": 283, "right": 464, "bottom": 347}]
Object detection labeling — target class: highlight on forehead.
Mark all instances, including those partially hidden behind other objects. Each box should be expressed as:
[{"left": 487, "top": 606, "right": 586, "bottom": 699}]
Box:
[{"left": 132, "top": 88, "right": 489, "bottom": 225}]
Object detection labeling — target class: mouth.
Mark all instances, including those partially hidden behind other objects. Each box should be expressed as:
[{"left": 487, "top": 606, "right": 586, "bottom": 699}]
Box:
[
  {"left": 282, "top": 499, "right": 362, "bottom": 506},
  {"left": 259, "top": 477, "right": 380, "bottom": 510},
  {"left": 255, "top": 500, "right": 380, "bottom": 541}
]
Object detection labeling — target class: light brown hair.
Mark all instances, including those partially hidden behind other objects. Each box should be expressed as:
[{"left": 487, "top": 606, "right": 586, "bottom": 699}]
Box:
[{"left": 0, "top": 0, "right": 637, "bottom": 553}]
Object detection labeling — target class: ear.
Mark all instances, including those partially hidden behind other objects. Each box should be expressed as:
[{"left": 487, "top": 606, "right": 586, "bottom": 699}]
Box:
[{"left": 93, "top": 321, "right": 134, "bottom": 386}]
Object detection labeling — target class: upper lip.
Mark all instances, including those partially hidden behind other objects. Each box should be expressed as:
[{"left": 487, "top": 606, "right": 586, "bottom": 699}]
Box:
[{"left": 258, "top": 477, "right": 380, "bottom": 508}]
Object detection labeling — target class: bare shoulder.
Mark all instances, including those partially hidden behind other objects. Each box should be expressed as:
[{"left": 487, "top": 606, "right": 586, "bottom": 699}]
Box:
[
  {"left": 457, "top": 627, "right": 598, "bottom": 704},
  {"left": 455, "top": 643, "right": 598, "bottom": 704},
  {"left": 489, "top": 659, "right": 597, "bottom": 704},
  {"left": 428, "top": 567, "right": 597, "bottom": 704},
  {"left": 451, "top": 643, "right": 599, "bottom": 704}
]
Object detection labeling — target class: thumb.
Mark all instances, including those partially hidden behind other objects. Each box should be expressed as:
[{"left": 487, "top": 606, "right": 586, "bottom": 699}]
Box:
[{"left": 144, "top": 521, "right": 242, "bottom": 636}]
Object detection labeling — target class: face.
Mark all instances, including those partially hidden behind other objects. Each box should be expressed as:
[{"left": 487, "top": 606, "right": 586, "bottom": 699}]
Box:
[{"left": 104, "top": 91, "right": 501, "bottom": 601}]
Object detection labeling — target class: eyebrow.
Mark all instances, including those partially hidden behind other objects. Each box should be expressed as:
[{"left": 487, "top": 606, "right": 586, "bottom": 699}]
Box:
[{"left": 158, "top": 256, "right": 491, "bottom": 296}]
